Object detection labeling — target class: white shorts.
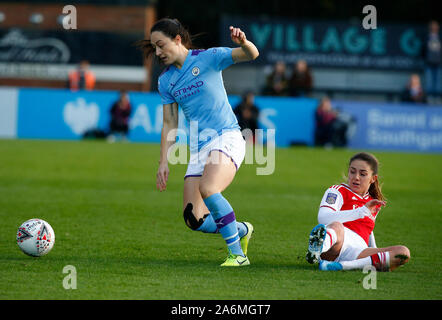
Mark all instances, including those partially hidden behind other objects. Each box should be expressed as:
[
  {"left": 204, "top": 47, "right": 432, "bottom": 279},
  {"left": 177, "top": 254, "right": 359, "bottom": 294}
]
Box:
[
  {"left": 184, "top": 130, "right": 246, "bottom": 178},
  {"left": 334, "top": 226, "right": 368, "bottom": 262}
]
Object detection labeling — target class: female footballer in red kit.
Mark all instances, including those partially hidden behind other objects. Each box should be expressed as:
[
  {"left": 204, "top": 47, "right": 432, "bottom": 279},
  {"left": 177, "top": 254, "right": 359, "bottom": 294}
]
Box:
[{"left": 306, "top": 152, "right": 410, "bottom": 271}]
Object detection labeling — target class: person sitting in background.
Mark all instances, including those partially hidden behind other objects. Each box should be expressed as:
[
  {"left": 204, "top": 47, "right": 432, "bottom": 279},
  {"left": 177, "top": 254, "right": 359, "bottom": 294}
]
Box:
[
  {"left": 68, "top": 60, "right": 96, "bottom": 91},
  {"left": 401, "top": 74, "right": 427, "bottom": 104},
  {"left": 314, "top": 96, "right": 338, "bottom": 147},
  {"left": 314, "top": 97, "right": 351, "bottom": 148},
  {"left": 289, "top": 60, "right": 313, "bottom": 97},
  {"left": 108, "top": 90, "right": 132, "bottom": 143},
  {"left": 422, "top": 20, "right": 441, "bottom": 97},
  {"left": 233, "top": 91, "right": 260, "bottom": 143},
  {"left": 262, "top": 61, "right": 288, "bottom": 96}
]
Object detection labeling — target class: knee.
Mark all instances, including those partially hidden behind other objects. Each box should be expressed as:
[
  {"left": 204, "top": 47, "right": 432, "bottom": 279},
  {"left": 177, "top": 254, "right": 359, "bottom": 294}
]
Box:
[
  {"left": 198, "top": 182, "right": 217, "bottom": 199},
  {"left": 327, "top": 222, "right": 344, "bottom": 239},
  {"left": 327, "top": 221, "right": 344, "bottom": 230},
  {"left": 394, "top": 246, "right": 411, "bottom": 265}
]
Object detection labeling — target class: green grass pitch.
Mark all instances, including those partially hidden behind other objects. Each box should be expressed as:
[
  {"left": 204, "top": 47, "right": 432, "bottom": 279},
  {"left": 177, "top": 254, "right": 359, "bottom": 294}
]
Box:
[{"left": 0, "top": 139, "right": 441, "bottom": 299}]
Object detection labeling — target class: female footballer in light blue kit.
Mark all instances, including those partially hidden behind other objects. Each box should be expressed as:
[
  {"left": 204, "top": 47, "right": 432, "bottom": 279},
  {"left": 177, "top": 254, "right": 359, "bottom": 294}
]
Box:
[{"left": 137, "top": 18, "right": 259, "bottom": 266}]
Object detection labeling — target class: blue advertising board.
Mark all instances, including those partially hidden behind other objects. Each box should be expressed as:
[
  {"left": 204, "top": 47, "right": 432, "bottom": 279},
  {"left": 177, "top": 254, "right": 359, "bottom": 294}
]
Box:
[
  {"left": 335, "top": 101, "right": 442, "bottom": 152},
  {"left": 17, "top": 88, "right": 120, "bottom": 139},
  {"left": 7, "top": 88, "right": 442, "bottom": 153},
  {"left": 255, "top": 96, "right": 318, "bottom": 146},
  {"left": 15, "top": 88, "right": 317, "bottom": 146}
]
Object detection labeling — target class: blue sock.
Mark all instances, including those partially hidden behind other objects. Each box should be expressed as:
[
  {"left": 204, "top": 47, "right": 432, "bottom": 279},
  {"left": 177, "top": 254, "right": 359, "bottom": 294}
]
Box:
[
  {"left": 203, "top": 193, "right": 244, "bottom": 256},
  {"left": 197, "top": 214, "right": 247, "bottom": 238},
  {"left": 196, "top": 214, "right": 218, "bottom": 233},
  {"left": 236, "top": 222, "right": 247, "bottom": 238}
]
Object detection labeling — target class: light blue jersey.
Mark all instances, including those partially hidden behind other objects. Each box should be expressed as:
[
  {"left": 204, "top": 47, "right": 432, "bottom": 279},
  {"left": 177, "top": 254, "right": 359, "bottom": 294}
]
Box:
[{"left": 158, "top": 47, "right": 240, "bottom": 152}]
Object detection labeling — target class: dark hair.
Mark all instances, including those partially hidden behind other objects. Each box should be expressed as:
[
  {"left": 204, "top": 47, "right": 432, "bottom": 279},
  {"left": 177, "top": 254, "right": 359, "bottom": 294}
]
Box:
[
  {"left": 349, "top": 152, "right": 385, "bottom": 201},
  {"left": 135, "top": 18, "right": 194, "bottom": 60},
  {"left": 242, "top": 90, "right": 255, "bottom": 99}
]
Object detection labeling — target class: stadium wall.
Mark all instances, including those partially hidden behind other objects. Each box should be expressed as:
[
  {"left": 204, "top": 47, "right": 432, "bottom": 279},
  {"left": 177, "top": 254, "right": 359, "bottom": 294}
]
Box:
[
  {"left": 0, "top": 87, "right": 441, "bottom": 153},
  {"left": 0, "top": 2, "right": 156, "bottom": 91}
]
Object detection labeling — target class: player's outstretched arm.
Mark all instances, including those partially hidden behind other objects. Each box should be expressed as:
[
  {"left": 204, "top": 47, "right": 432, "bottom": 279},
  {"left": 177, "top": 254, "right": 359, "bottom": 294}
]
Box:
[
  {"left": 230, "top": 26, "right": 259, "bottom": 63},
  {"left": 157, "top": 102, "right": 178, "bottom": 191}
]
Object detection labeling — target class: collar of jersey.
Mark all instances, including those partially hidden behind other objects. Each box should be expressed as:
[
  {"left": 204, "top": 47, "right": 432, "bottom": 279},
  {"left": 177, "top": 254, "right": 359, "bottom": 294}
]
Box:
[
  {"left": 171, "top": 49, "right": 192, "bottom": 73},
  {"left": 340, "top": 183, "right": 370, "bottom": 199}
]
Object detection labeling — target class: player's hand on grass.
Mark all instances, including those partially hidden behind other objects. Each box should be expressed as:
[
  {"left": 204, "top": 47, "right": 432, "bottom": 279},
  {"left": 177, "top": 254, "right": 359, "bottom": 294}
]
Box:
[
  {"left": 156, "top": 162, "right": 169, "bottom": 191},
  {"left": 230, "top": 26, "right": 247, "bottom": 46}
]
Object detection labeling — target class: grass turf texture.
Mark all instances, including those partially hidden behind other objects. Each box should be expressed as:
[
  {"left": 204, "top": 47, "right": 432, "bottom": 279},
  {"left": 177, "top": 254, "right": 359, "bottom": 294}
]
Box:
[{"left": 0, "top": 139, "right": 441, "bottom": 300}]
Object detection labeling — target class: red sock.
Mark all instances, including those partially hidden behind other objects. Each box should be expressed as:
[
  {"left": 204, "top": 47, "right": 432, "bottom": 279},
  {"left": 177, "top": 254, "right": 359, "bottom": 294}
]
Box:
[{"left": 370, "top": 252, "right": 390, "bottom": 271}]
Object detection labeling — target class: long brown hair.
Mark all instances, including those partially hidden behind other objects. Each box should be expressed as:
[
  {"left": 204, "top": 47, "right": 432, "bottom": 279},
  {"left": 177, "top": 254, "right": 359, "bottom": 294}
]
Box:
[
  {"left": 135, "top": 18, "right": 197, "bottom": 60},
  {"left": 349, "top": 152, "right": 385, "bottom": 201}
]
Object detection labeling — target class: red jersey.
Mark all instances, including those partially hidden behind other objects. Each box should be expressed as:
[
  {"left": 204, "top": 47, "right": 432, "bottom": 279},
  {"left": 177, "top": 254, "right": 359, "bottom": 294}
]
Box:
[{"left": 319, "top": 183, "right": 379, "bottom": 245}]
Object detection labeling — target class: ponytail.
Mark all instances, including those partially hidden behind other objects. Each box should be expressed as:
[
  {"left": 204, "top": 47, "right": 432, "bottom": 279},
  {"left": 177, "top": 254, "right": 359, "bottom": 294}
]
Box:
[{"left": 368, "top": 178, "right": 385, "bottom": 201}]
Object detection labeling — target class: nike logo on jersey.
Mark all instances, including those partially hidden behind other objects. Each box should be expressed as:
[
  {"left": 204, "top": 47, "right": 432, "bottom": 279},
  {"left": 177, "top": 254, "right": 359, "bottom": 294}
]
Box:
[{"left": 352, "top": 196, "right": 358, "bottom": 200}]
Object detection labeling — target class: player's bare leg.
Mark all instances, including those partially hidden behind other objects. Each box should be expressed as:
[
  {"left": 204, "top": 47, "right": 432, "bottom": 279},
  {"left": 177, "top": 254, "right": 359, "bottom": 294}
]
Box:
[
  {"left": 357, "top": 245, "right": 411, "bottom": 271},
  {"left": 199, "top": 150, "right": 236, "bottom": 198},
  {"left": 183, "top": 167, "right": 251, "bottom": 249},
  {"left": 319, "top": 222, "right": 345, "bottom": 261},
  {"left": 183, "top": 176, "right": 210, "bottom": 229},
  {"left": 320, "top": 244, "right": 410, "bottom": 271},
  {"left": 200, "top": 151, "right": 249, "bottom": 266}
]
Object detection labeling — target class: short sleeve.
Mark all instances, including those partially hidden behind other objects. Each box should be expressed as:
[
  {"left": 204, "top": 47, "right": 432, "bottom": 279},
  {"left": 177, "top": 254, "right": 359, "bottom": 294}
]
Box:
[
  {"left": 158, "top": 76, "right": 175, "bottom": 105},
  {"left": 319, "top": 187, "right": 344, "bottom": 212},
  {"left": 209, "top": 47, "right": 234, "bottom": 71}
]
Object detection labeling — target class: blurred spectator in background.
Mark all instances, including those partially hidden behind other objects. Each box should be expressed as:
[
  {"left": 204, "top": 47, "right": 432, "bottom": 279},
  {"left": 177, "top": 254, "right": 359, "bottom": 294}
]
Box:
[
  {"left": 108, "top": 90, "right": 132, "bottom": 143},
  {"left": 422, "top": 20, "right": 441, "bottom": 97},
  {"left": 401, "top": 74, "right": 428, "bottom": 104},
  {"left": 289, "top": 60, "right": 313, "bottom": 97},
  {"left": 314, "top": 96, "right": 350, "bottom": 148},
  {"left": 262, "top": 61, "right": 288, "bottom": 96},
  {"left": 68, "top": 60, "right": 96, "bottom": 91},
  {"left": 314, "top": 97, "right": 337, "bottom": 147},
  {"left": 234, "top": 91, "right": 260, "bottom": 143}
]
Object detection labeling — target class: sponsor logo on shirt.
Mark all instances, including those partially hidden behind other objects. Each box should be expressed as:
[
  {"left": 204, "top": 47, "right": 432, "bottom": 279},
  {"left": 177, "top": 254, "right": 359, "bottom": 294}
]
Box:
[{"left": 173, "top": 80, "right": 204, "bottom": 99}]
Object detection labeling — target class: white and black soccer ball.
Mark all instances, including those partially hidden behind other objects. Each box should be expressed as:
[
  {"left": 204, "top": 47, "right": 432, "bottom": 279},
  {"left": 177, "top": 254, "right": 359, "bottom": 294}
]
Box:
[{"left": 17, "top": 219, "right": 55, "bottom": 257}]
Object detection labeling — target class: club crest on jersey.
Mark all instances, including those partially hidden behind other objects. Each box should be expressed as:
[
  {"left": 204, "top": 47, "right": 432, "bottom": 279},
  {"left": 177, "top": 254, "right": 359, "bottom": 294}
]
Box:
[
  {"left": 326, "top": 193, "right": 337, "bottom": 204},
  {"left": 192, "top": 67, "right": 200, "bottom": 76}
]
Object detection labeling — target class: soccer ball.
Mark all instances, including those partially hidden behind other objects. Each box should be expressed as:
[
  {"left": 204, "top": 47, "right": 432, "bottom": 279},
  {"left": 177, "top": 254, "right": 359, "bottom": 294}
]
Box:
[{"left": 16, "top": 219, "right": 55, "bottom": 257}]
